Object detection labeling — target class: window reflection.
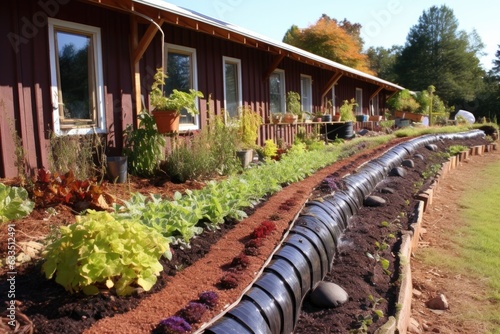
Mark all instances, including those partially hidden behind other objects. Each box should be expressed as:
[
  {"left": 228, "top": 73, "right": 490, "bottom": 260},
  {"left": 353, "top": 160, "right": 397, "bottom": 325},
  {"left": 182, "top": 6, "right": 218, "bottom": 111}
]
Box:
[{"left": 56, "top": 31, "right": 95, "bottom": 123}]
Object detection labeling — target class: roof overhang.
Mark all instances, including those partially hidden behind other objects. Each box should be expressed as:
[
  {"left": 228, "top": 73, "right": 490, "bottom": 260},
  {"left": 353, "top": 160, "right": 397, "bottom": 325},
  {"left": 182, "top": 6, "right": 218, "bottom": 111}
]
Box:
[{"left": 82, "top": 0, "right": 404, "bottom": 92}]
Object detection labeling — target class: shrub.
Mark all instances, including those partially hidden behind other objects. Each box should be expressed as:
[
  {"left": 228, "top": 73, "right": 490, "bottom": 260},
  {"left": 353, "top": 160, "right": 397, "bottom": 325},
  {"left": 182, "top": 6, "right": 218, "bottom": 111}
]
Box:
[
  {"left": 124, "top": 111, "right": 166, "bottom": 177},
  {"left": 42, "top": 210, "right": 171, "bottom": 296},
  {"left": 162, "top": 113, "right": 240, "bottom": 182}
]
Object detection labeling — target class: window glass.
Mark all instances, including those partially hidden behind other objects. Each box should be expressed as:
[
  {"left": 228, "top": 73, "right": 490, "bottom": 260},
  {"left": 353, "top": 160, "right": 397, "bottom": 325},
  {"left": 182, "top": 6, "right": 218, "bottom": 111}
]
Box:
[
  {"left": 166, "top": 52, "right": 194, "bottom": 124},
  {"left": 356, "top": 88, "right": 363, "bottom": 114},
  {"left": 224, "top": 61, "right": 239, "bottom": 118},
  {"left": 300, "top": 75, "right": 312, "bottom": 113},
  {"left": 56, "top": 31, "right": 94, "bottom": 122},
  {"left": 269, "top": 71, "right": 284, "bottom": 113}
]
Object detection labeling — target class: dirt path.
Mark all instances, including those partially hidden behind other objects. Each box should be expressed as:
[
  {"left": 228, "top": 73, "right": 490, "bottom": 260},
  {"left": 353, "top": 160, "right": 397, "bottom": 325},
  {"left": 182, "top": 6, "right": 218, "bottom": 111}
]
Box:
[{"left": 410, "top": 147, "right": 500, "bottom": 333}]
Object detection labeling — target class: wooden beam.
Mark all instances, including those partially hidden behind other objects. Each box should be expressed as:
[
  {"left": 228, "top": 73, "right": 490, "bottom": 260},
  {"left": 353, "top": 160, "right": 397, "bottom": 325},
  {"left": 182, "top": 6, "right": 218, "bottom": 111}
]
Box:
[
  {"left": 130, "top": 15, "right": 142, "bottom": 127},
  {"left": 132, "top": 18, "right": 164, "bottom": 65},
  {"left": 370, "top": 86, "right": 384, "bottom": 100},
  {"left": 262, "top": 54, "right": 285, "bottom": 81},
  {"left": 320, "top": 72, "right": 343, "bottom": 106}
]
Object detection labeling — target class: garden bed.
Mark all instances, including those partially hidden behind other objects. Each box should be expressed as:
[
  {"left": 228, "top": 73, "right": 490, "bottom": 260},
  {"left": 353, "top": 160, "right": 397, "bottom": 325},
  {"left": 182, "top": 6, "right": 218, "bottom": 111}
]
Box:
[{"left": 0, "top": 134, "right": 491, "bottom": 334}]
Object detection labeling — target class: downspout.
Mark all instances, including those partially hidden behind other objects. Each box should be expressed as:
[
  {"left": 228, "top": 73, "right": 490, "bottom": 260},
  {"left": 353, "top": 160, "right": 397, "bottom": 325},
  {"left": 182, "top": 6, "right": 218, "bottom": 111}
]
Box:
[{"left": 130, "top": 10, "right": 165, "bottom": 72}]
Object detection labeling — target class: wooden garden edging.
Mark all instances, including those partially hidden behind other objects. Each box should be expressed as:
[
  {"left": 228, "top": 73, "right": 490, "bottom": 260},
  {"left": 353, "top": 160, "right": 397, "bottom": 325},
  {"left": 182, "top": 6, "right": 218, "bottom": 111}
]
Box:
[{"left": 393, "top": 142, "right": 497, "bottom": 334}]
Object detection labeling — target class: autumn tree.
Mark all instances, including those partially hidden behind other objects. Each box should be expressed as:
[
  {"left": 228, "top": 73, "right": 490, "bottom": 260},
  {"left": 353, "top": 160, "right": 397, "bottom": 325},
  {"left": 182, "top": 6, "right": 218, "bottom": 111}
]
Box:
[
  {"left": 394, "top": 5, "right": 485, "bottom": 107},
  {"left": 283, "top": 15, "right": 373, "bottom": 74}
]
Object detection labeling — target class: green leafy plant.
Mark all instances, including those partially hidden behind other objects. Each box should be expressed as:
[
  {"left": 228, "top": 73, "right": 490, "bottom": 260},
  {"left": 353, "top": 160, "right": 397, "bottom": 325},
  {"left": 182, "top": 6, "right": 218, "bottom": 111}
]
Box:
[
  {"left": 339, "top": 98, "right": 358, "bottom": 122},
  {"left": 261, "top": 139, "right": 278, "bottom": 160},
  {"left": 0, "top": 183, "right": 34, "bottom": 223},
  {"left": 234, "top": 106, "right": 263, "bottom": 149},
  {"left": 286, "top": 91, "right": 302, "bottom": 115},
  {"left": 124, "top": 111, "right": 166, "bottom": 177},
  {"left": 447, "top": 145, "right": 468, "bottom": 156},
  {"left": 350, "top": 295, "right": 385, "bottom": 333},
  {"left": 42, "top": 210, "right": 171, "bottom": 296},
  {"left": 150, "top": 68, "right": 203, "bottom": 115},
  {"left": 387, "top": 89, "right": 420, "bottom": 113}
]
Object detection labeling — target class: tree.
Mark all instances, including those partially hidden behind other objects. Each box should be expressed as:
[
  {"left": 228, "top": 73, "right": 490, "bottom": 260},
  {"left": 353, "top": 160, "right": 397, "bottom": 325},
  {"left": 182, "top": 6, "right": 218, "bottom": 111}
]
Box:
[
  {"left": 394, "top": 5, "right": 485, "bottom": 107},
  {"left": 365, "top": 45, "right": 401, "bottom": 83},
  {"left": 283, "top": 15, "right": 373, "bottom": 74}
]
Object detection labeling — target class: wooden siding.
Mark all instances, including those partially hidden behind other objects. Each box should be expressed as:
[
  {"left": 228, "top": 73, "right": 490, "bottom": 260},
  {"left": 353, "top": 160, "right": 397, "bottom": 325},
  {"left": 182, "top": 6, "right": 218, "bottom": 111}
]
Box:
[{"left": 0, "top": 0, "right": 134, "bottom": 177}]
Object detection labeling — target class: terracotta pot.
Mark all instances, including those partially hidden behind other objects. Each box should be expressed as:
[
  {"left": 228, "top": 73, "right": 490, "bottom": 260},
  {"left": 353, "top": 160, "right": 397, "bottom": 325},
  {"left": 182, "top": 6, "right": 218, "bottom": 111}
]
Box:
[
  {"left": 332, "top": 114, "right": 341, "bottom": 122},
  {"left": 314, "top": 117, "right": 323, "bottom": 122},
  {"left": 152, "top": 111, "right": 180, "bottom": 134},
  {"left": 283, "top": 113, "right": 298, "bottom": 124},
  {"left": 395, "top": 110, "right": 424, "bottom": 122},
  {"left": 272, "top": 114, "right": 282, "bottom": 124}
]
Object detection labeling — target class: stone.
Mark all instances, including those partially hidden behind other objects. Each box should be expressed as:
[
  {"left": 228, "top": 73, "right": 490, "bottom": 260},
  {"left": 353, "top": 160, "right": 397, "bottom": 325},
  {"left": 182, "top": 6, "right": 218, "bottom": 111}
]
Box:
[
  {"left": 402, "top": 159, "right": 415, "bottom": 168},
  {"left": 364, "top": 195, "right": 386, "bottom": 207},
  {"left": 309, "top": 281, "right": 349, "bottom": 308},
  {"left": 414, "top": 153, "right": 425, "bottom": 160},
  {"left": 389, "top": 166, "right": 406, "bottom": 177},
  {"left": 408, "top": 317, "right": 422, "bottom": 333},
  {"left": 412, "top": 288, "right": 422, "bottom": 297},
  {"left": 425, "top": 144, "right": 438, "bottom": 151},
  {"left": 426, "top": 294, "right": 449, "bottom": 310},
  {"left": 380, "top": 187, "right": 395, "bottom": 194}
]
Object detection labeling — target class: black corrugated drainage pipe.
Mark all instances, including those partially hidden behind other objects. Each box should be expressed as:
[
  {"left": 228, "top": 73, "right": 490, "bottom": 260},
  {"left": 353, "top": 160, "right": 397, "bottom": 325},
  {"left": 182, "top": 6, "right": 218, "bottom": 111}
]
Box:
[{"left": 202, "top": 130, "right": 485, "bottom": 334}]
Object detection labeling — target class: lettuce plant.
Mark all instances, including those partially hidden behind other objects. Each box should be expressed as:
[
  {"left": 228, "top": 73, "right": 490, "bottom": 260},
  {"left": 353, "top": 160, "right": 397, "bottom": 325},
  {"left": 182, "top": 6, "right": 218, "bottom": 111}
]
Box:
[
  {"left": 0, "top": 183, "right": 34, "bottom": 223},
  {"left": 42, "top": 210, "right": 171, "bottom": 296}
]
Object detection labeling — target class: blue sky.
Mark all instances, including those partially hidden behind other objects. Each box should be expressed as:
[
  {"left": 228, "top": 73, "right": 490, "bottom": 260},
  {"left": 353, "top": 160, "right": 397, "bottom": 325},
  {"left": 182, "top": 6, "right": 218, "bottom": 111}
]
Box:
[{"left": 164, "top": 0, "right": 498, "bottom": 71}]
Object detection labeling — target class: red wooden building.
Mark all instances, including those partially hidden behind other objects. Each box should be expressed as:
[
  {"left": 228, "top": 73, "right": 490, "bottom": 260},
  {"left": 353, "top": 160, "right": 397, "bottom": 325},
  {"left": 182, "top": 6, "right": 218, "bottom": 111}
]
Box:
[{"left": 0, "top": 0, "right": 403, "bottom": 178}]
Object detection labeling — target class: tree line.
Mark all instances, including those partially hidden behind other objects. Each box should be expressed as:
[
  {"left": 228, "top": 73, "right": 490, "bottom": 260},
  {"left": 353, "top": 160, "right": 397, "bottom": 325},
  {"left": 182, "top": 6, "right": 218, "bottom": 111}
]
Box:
[{"left": 282, "top": 5, "right": 499, "bottom": 122}]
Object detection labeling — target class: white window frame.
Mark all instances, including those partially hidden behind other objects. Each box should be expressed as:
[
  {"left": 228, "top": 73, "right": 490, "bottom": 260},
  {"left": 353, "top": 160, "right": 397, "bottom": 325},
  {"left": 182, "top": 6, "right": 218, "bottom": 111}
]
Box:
[
  {"left": 371, "top": 94, "right": 379, "bottom": 115},
  {"left": 300, "top": 74, "right": 312, "bottom": 114},
  {"left": 355, "top": 88, "right": 363, "bottom": 114},
  {"left": 165, "top": 44, "right": 200, "bottom": 131},
  {"left": 223, "top": 56, "right": 242, "bottom": 120},
  {"left": 48, "top": 18, "right": 106, "bottom": 136},
  {"left": 269, "top": 69, "right": 286, "bottom": 114}
]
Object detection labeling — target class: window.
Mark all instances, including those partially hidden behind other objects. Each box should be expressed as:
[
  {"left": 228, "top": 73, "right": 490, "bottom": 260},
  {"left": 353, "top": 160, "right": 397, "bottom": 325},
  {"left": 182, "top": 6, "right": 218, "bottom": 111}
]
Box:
[
  {"left": 300, "top": 75, "right": 312, "bottom": 113},
  {"left": 355, "top": 88, "right": 363, "bottom": 114},
  {"left": 165, "top": 44, "right": 200, "bottom": 130},
  {"left": 223, "top": 57, "right": 242, "bottom": 119},
  {"left": 269, "top": 70, "right": 285, "bottom": 114},
  {"left": 48, "top": 18, "right": 105, "bottom": 135},
  {"left": 371, "top": 94, "right": 379, "bottom": 115}
]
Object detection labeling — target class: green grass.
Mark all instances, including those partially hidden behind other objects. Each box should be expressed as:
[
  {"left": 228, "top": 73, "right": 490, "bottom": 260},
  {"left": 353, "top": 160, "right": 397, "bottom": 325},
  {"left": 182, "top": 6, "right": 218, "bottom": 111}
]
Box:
[{"left": 418, "top": 157, "right": 500, "bottom": 333}]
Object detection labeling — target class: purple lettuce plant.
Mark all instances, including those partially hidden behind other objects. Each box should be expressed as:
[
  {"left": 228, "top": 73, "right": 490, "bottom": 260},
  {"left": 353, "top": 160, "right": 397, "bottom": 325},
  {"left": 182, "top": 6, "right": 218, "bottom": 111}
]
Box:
[
  {"left": 158, "top": 316, "right": 191, "bottom": 334},
  {"left": 198, "top": 291, "right": 219, "bottom": 309},
  {"left": 176, "top": 302, "right": 207, "bottom": 324}
]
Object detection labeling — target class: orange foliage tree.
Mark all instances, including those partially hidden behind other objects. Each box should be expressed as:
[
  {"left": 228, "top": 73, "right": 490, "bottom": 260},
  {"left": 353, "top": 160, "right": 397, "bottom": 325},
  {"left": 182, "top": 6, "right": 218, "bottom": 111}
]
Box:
[{"left": 283, "top": 15, "right": 374, "bottom": 75}]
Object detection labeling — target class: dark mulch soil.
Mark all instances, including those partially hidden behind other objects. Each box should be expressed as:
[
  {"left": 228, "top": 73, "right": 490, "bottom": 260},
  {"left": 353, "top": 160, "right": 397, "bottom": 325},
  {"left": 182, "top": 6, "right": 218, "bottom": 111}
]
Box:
[{"left": 0, "top": 134, "right": 490, "bottom": 334}]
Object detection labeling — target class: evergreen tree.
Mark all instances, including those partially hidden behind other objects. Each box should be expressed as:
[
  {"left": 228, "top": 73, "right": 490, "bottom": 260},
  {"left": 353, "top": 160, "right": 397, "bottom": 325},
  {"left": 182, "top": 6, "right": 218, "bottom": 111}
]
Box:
[
  {"left": 394, "top": 5, "right": 485, "bottom": 107},
  {"left": 365, "top": 45, "right": 401, "bottom": 83}
]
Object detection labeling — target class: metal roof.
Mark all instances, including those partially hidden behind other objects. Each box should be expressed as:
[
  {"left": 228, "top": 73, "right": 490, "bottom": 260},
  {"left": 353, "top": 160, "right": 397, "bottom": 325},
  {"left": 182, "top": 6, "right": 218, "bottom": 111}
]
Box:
[{"left": 133, "top": 0, "right": 404, "bottom": 91}]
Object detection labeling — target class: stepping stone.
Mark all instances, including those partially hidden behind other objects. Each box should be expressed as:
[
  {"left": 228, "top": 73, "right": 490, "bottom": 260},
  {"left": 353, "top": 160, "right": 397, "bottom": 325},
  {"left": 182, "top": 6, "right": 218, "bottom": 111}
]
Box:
[
  {"left": 309, "top": 281, "right": 349, "bottom": 308},
  {"left": 389, "top": 166, "right": 406, "bottom": 177},
  {"left": 364, "top": 195, "right": 386, "bottom": 207},
  {"left": 402, "top": 159, "right": 415, "bottom": 168},
  {"left": 380, "top": 187, "right": 395, "bottom": 194},
  {"left": 425, "top": 144, "right": 438, "bottom": 151}
]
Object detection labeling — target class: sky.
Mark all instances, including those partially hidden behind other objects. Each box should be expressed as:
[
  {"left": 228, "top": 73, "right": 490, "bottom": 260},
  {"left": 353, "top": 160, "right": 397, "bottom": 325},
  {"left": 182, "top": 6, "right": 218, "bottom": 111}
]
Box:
[{"left": 163, "top": 0, "right": 498, "bottom": 71}]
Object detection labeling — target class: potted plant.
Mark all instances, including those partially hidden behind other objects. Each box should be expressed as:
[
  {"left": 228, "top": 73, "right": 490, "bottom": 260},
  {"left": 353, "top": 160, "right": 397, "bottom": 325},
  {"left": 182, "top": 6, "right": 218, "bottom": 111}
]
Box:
[
  {"left": 149, "top": 68, "right": 204, "bottom": 133},
  {"left": 388, "top": 89, "right": 422, "bottom": 122},
  {"left": 339, "top": 98, "right": 357, "bottom": 122},
  {"left": 271, "top": 113, "right": 282, "bottom": 124},
  {"left": 284, "top": 91, "right": 301, "bottom": 124},
  {"left": 235, "top": 106, "right": 263, "bottom": 167}
]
